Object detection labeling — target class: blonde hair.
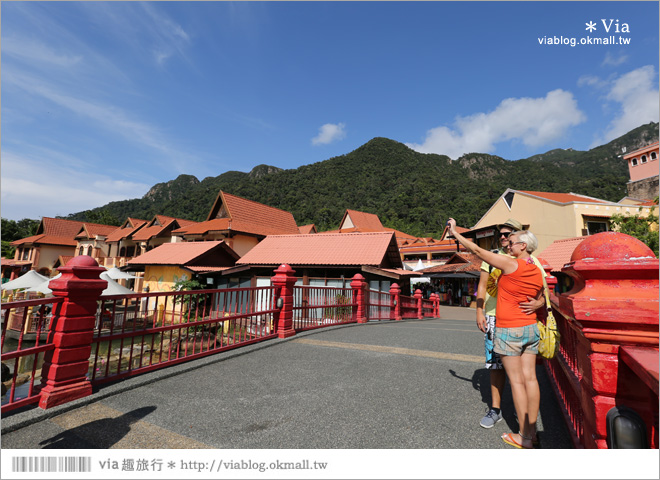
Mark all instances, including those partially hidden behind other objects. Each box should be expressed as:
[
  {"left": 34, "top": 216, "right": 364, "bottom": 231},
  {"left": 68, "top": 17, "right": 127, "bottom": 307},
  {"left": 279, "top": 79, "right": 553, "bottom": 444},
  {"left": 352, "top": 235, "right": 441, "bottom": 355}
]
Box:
[{"left": 511, "top": 230, "right": 538, "bottom": 253}]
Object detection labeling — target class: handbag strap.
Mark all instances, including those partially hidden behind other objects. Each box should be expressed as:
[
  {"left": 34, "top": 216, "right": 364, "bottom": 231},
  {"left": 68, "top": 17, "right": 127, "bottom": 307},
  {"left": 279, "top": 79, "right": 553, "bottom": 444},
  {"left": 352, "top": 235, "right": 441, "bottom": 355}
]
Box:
[{"left": 534, "top": 259, "right": 552, "bottom": 315}]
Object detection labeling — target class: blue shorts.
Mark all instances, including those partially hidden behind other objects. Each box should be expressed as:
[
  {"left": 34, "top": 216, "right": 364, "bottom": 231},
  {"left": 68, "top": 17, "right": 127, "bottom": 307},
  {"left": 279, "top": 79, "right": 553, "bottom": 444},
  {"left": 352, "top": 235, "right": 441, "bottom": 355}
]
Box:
[
  {"left": 484, "top": 315, "right": 503, "bottom": 370},
  {"left": 493, "top": 323, "right": 540, "bottom": 356}
]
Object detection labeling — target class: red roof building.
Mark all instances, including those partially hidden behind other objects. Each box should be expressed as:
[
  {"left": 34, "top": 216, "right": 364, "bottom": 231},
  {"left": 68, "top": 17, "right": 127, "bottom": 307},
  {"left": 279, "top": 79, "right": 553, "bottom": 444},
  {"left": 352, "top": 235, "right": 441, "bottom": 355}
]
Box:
[
  {"left": 7, "top": 217, "right": 117, "bottom": 277},
  {"left": 127, "top": 241, "right": 239, "bottom": 293},
  {"left": 173, "top": 191, "right": 300, "bottom": 257},
  {"left": 222, "top": 231, "right": 419, "bottom": 291},
  {"left": 537, "top": 236, "right": 586, "bottom": 273},
  {"left": 298, "top": 224, "right": 318, "bottom": 234}
]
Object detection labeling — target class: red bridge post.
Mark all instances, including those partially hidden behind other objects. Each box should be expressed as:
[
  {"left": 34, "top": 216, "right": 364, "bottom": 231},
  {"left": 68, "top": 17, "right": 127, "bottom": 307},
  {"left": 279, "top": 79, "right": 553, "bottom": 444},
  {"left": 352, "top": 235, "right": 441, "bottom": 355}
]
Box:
[
  {"left": 414, "top": 289, "right": 423, "bottom": 319},
  {"left": 389, "top": 283, "right": 401, "bottom": 321},
  {"left": 350, "top": 274, "right": 368, "bottom": 323},
  {"left": 553, "top": 232, "right": 659, "bottom": 448},
  {"left": 271, "top": 264, "right": 297, "bottom": 339},
  {"left": 39, "top": 256, "right": 107, "bottom": 409}
]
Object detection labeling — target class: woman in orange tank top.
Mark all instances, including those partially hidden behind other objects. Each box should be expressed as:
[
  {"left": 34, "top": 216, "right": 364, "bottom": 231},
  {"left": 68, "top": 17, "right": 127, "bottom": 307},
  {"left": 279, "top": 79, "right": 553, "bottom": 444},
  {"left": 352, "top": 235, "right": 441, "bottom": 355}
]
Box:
[{"left": 447, "top": 218, "right": 543, "bottom": 449}]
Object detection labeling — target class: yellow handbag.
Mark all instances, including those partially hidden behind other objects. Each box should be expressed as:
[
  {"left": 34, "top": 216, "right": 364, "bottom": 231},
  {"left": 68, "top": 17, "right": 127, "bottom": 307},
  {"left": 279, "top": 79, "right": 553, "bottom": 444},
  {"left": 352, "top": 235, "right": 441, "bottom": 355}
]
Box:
[{"left": 537, "top": 275, "right": 560, "bottom": 359}]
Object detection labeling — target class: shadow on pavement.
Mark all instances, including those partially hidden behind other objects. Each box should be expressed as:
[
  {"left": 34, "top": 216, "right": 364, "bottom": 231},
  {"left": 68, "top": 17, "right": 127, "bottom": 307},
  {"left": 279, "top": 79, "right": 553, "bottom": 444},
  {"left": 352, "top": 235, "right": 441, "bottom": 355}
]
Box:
[{"left": 38, "top": 406, "right": 157, "bottom": 449}]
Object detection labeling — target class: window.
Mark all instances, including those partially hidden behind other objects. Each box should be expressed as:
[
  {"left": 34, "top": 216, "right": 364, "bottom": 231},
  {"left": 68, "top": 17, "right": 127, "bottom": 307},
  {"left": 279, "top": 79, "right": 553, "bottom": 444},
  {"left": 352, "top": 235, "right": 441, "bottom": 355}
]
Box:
[
  {"left": 119, "top": 247, "right": 126, "bottom": 257},
  {"left": 586, "top": 221, "right": 608, "bottom": 235},
  {"left": 631, "top": 158, "right": 638, "bottom": 166},
  {"left": 79, "top": 246, "right": 84, "bottom": 256},
  {"left": 641, "top": 155, "right": 647, "bottom": 164},
  {"left": 504, "top": 191, "right": 515, "bottom": 209},
  {"left": 22, "top": 248, "right": 30, "bottom": 261},
  {"left": 651, "top": 152, "right": 657, "bottom": 160},
  {"left": 87, "top": 246, "right": 94, "bottom": 256}
]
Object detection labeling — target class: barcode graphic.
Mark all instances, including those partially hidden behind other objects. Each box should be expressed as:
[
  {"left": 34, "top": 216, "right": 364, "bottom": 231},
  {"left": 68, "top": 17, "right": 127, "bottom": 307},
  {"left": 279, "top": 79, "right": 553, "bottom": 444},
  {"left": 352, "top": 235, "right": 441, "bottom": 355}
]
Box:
[{"left": 12, "top": 456, "right": 92, "bottom": 473}]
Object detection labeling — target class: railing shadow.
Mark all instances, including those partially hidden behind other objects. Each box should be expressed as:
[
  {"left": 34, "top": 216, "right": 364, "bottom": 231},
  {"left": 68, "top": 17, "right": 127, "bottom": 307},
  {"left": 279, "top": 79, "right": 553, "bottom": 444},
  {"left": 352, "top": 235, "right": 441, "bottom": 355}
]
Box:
[{"left": 38, "top": 405, "right": 157, "bottom": 449}]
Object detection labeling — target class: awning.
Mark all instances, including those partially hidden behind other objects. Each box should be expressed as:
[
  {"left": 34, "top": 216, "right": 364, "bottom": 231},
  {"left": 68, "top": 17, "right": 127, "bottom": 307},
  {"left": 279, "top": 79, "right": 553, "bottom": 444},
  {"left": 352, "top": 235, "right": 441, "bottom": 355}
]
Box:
[{"left": 426, "top": 272, "right": 481, "bottom": 279}]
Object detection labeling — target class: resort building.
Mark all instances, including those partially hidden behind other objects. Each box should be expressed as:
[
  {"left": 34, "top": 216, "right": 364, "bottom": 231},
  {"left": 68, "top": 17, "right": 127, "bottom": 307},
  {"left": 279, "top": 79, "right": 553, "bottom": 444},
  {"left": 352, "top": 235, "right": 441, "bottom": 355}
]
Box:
[
  {"left": 218, "top": 231, "right": 419, "bottom": 293},
  {"left": 172, "top": 191, "right": 300, "bottom": 257},
  {"left": 623, "top": 141, "right": 659, "bottom": 201},
  {"left": 126, "top": 241, "right": 239, "bottom": 294},
  {"left": 472, "top": 189, "right": 657, "bottom": 254},
  {"left": 6, "top": 217, "right": 116, "bottom": 279}
]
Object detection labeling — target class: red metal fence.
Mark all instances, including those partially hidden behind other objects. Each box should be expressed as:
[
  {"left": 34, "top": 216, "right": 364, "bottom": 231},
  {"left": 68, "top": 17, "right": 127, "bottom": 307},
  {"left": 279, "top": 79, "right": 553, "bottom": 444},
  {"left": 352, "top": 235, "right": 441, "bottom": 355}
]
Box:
[
  {"left": 292, "top": 286, "right": 356, "bottom": 331},
  {"left": 1, "top": 261, "right": 438, "bottom": 413},
  {"left": 1, "top": 297, "right": 63, "bottom": 411},
  {"left": 88, "top": 286, "right": 278, "bottom": 386}
]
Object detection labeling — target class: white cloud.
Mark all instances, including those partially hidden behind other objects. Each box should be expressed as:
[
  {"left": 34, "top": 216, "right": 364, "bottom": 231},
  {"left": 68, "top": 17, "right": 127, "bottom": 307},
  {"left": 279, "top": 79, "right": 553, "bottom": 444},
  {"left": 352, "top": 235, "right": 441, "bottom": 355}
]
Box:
[
  {"left": 602, "top": 52, "right": 628, "bottom": 67},
  {"left": 312, "top": 123, "right": 347, "bottom": 146},
  {"left": 1, "top": 152, "right": 151, "bottom": 221},
  {"left": 406, "top": 90, "right": 586, "bottom": 159},
  {"left": 590, "top": 65, "right": 659, "bottom": 147}
]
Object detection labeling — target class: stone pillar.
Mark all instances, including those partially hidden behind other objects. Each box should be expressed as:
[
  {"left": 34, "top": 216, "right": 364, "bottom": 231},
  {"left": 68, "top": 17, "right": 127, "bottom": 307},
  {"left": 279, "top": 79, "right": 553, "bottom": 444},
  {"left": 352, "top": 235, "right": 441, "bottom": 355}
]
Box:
[
  {"left": 430, "top": 293, "right": 440, "bottom": 318},
  {"left": 414, "top": 289, "right": 423, "bottom": 319},
  {"left": 556, "top": 232, "right": 659, "bottom": 448},
  {"left": 39, "top": 256, "right": 107, "bottom": 409},
  {"left": 271, "top": 264, "right": 297, "bottom": 339},
  {"left": 389, "top": 283, "right": 401, "bottom": 321},
  {"left": 351, "top": 274, "right": 368, "bottom": 323}
]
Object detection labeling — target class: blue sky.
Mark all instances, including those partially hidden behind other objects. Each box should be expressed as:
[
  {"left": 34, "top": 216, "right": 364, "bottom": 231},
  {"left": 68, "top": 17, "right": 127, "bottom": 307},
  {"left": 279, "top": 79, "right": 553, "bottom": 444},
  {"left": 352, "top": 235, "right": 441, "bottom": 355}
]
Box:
[{"left": 2, "top": 1, "right": 658, "bottom": 221}]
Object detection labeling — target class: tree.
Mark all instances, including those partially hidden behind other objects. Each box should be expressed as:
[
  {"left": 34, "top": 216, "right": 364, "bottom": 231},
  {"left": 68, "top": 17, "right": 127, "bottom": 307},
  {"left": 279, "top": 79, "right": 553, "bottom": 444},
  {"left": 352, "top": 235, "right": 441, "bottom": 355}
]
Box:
[
  {"left": 609, "top": 206, "right": 659, "bottom": 257},
  {"left": 1, "top": 218, "right": 40, "bottom": 257}
]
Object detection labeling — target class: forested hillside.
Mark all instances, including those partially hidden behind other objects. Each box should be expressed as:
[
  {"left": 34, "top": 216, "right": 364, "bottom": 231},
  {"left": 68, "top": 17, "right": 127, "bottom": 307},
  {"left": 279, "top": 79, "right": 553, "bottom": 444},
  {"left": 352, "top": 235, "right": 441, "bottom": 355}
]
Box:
[{"left": 65, "top": 122, "right": 658, "bottom": 238}]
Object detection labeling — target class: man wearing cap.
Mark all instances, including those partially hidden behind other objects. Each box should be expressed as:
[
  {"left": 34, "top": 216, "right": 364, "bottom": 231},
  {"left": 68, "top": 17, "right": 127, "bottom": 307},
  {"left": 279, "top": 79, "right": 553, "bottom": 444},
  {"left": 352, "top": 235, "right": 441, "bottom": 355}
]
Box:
[{"left": 476, "top": 218, "right": 545, "bottom": 429}]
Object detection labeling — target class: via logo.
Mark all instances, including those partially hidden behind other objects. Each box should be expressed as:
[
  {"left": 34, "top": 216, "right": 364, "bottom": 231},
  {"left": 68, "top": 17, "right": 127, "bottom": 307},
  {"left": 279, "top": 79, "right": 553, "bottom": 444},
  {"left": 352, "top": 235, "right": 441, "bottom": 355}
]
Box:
[{"left": 587, "top": 19, "right": 630, "bottom": 33}]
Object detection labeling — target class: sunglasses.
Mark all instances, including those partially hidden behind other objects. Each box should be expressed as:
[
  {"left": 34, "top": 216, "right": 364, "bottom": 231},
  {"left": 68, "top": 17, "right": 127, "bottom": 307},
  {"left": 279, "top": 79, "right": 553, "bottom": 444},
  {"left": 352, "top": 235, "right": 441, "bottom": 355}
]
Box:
[{"left": 499, "top": 231, "right": 513, "bottom": 238}]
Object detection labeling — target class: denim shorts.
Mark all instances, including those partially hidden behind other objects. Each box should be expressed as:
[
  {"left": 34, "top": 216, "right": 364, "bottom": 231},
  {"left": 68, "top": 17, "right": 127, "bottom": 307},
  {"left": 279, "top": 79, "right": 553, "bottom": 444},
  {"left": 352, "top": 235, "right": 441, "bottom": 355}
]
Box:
[
  {"left": 484, "top": 315, "right": 503, "bottom": 370},
  {"left": 493, "top": 323, "right": 540, "bottom": 356}
]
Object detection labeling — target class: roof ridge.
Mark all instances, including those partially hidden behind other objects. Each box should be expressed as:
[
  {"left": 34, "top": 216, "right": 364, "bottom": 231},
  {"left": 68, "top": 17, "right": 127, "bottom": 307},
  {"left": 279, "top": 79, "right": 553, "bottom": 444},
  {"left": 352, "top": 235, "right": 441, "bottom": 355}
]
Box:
[{"left": 222, "top": 191, "right": 295, "bottom": 215}]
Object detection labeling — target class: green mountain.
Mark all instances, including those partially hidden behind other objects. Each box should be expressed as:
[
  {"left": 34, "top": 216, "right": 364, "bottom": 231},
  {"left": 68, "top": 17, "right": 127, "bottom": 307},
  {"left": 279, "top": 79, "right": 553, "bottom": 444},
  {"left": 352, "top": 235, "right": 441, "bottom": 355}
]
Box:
[{"left": 64, "top": 122, "right": 658, "bottom": 238}]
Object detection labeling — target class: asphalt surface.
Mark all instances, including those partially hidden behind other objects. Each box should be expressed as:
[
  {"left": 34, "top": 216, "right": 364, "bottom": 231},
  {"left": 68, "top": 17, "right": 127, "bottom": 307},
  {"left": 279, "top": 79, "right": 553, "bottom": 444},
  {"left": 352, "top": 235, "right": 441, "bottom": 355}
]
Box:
[{"left": 1, "top": 306, "right": 573, "bottom": 450}]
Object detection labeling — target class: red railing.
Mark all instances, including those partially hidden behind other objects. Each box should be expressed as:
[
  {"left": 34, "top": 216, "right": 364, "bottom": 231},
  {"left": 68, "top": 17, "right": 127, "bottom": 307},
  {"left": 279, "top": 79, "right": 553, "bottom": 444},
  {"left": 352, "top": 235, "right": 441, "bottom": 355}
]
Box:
[
  {"left": 399, "top": 294, "right": 418, "bottom": 319},
  {"left": 292, "top": 286, "right": 356, "bottom": 331},
  {"left": 1, "top": 297, "right": 63, "bottom": 412},
  {"left": 88, "top": 287, "right": 277, "bottom": 385},
  {"left": 1, "top": 266, "right": 441, "bottom": 413},
  {"left": 365, "top": 289, "right": 393, "bottom": 321},
  {"left": 542, "top": 303, "right": 584, "bottom": 448}
]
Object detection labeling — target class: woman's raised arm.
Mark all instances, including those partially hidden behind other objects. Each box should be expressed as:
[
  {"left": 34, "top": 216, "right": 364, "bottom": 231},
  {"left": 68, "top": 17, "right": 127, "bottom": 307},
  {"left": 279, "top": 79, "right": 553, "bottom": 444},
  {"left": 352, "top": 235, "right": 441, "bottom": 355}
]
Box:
[{"left": 447, "top": 218, "right": 518, "bottom": 275}]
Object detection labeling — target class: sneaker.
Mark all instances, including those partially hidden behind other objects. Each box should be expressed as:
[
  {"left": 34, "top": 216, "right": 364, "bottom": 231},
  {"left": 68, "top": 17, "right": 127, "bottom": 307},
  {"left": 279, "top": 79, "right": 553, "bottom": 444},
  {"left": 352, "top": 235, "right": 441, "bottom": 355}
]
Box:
[{"left": 480, "top": 408, "right": 503, "bottom": 429}]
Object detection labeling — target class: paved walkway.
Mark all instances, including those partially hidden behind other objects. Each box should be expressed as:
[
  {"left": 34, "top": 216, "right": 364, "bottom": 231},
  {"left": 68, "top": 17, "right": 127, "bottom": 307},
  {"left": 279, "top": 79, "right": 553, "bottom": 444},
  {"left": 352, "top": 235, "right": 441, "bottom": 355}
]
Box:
[{"left": 1, "top": 307, "right": 573, "bottom": 449}]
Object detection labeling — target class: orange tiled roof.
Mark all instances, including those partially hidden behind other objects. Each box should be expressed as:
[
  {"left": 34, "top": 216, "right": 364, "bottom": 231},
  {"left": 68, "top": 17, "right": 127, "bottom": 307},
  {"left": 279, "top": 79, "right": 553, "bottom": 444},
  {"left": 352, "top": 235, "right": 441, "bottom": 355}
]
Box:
[
  {"left": 132, "top": 216, "right": 198, "bottom": 242},
  {"left": 105, "top": 219, "right": 148, "bottom": 243},
  {"left": 340, "top": 209, "right": 384, "bottom": 232},
  {"left": 176, "top": 191, "right": 299, "bottom": 237},
  {"left": 128, "top": 241, "right": 238, "bottom": 266},
  {"left": 11, "top": 217, "right": 117, "bottom": 246},
  {"left": 75, "top": 223, "right": 119, "bottom": 239},
  {"left": 11, "top": 234, "right": 77, "bottom": 247},
  {"left": 298, "top": 224, "right": 317, "bottom": 234},
  {"left": 537, "top": 236, "right": 586, "bottom": 272},
  {"left": 420, "top": 253, "right": 482, "bottom": 274},
  {"left": 39, "top": 217, "right": 88, "bottom": 237},
  {"left": 237, "top": 232, "right": 402, "bottom": 267},
  {"left": 518, "top": 191, "right": 608, "bottom": 204}
]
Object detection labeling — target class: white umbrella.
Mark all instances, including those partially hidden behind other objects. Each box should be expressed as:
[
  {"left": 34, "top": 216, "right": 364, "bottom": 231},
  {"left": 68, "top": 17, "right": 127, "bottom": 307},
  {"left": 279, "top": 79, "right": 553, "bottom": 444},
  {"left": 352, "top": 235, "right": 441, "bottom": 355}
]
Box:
[
  {"left": 24, "top": 272, "right": 135, "bottom": 297},
  {"left": 100, "top": 272, "right": 135, "bottom": 296},
  {"left": 105, "top": 267, "right": 138, "bottom": 280},
  {"left": 1, "top": 270, "right": 50, "bottom": 291},
  {"left": 413, "top": 259, "right": 427, "bottom": 271},
  {"left": 24, "top": 273, "right": 62, "bottom": 295}
]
